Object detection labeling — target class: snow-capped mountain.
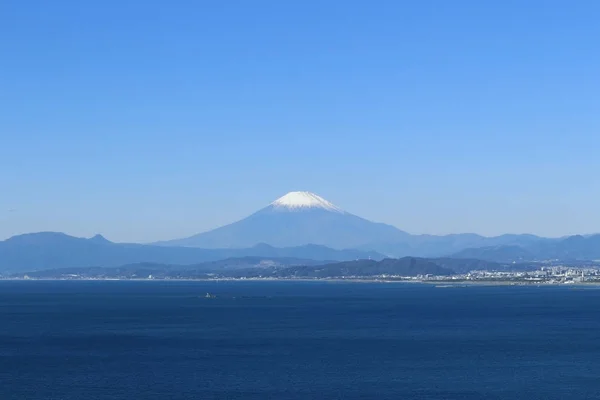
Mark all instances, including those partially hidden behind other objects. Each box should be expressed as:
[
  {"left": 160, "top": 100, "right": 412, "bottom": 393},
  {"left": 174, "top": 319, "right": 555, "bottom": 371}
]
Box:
[
  {"left": 158, "top": 191, "right": 410, "bottom": 249},
  {"left": 270, "top": 191, "right": 345, "bottom": 213}
]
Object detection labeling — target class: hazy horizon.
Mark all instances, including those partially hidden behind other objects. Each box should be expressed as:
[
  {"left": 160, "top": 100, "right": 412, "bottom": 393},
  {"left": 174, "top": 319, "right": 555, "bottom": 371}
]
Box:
[{"left": 2, "top": 1, "right": 599, "bottom": 242}]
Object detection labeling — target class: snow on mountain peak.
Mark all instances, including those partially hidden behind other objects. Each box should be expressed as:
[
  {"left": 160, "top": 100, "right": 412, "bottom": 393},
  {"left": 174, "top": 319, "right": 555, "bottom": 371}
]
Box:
[{"left": 270, "top": 191, "right": 344, "bottom": 213}]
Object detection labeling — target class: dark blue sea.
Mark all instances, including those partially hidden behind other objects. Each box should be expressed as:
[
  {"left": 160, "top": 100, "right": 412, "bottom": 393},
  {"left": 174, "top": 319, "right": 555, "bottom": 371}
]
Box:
[{"left": 2, "top": 281, "right": 600, "bottom": 399}]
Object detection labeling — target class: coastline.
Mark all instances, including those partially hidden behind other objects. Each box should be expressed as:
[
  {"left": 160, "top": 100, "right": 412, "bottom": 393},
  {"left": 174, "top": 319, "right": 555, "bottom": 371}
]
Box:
[{"left": 2, "top": 277, "right": 600, "bottom": 287}]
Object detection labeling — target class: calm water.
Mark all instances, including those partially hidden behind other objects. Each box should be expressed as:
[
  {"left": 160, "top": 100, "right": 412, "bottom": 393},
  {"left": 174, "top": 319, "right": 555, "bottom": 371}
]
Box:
[{"left": 1, "top": 281, "right": 600, "bottom": 399}]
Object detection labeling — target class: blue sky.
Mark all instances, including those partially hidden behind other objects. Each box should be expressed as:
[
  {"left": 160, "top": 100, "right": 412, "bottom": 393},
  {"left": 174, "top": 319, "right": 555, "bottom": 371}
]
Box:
[{"left": 1, "top": 0, "right": 599, "bottom": 242}]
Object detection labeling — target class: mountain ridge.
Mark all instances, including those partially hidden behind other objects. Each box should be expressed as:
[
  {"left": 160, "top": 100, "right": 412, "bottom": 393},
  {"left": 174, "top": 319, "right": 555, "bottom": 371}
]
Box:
[
  {"left": 451, "top": 234, "right": 600, "bottom": 262},
  {"left": 0, "top": 232, "right": 383, "bottom": 273},
  {"left": 16, "top": 257, "right": 461, "bottom": 279},
  {"left": 4, "top": 192, "right": 599, "bottom": 267}
]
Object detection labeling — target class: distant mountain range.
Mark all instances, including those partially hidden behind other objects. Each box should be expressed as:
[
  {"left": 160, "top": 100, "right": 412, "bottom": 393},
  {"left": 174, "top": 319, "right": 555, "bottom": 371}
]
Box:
[
  {"left": 2, "top": 192, "right": 600, "bottom": 272},
  {"left": 154, "top": 191, "right": 600, "bottom": 262},
  {"left": 0, "top": 232, "right": 382, "bottom": 273},
  {"left": 15, "top": 257, "right": 330, "bottom": 279},
  {"left": 16, "top": 257, "right": 468, "bottom": 279},
  {"left": 452, "top": 234, "right": 600, "bottom": 262}
]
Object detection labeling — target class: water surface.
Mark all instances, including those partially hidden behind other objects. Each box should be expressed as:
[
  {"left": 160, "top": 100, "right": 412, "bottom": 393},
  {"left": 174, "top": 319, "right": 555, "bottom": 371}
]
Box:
[{"left": 1, "top": 281, "right": 599, "bottom": 399}]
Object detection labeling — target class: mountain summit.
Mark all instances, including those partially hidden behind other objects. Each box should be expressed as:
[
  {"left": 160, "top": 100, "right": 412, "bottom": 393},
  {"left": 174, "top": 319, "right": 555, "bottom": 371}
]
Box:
[
  {"left": 157, "top": 191, "right": 409, "bottom": 249},
  {"left": 270, "top": 191, "right": 344, "bottom": 213}
]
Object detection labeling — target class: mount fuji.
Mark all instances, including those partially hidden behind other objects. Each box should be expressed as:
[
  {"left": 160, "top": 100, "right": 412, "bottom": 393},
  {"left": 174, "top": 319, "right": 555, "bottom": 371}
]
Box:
[{"left": 158, "top": 191, "right": 411, "bottom": 249}]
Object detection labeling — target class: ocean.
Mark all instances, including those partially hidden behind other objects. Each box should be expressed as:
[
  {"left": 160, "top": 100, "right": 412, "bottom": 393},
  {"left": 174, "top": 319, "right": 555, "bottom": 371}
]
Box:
[{"left": 1, "top": 281, "right": 600, "bottom": 399}]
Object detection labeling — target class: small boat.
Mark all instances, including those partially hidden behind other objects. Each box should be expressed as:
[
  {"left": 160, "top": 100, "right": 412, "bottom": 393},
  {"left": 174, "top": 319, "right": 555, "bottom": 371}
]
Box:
[{"left": 205, "top": 292, "right": 216, "bottom": 298}]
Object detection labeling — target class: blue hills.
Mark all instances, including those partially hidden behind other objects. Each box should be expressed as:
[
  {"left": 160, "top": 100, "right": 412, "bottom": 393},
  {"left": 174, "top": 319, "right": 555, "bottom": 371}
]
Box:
[
  {"left": 0, "top": 232, "right": 383, "bottom": 273},
  {"left": 2, "top": 191, "right": 600, "bottom": 273},
  {"left": 155, "top": 191, "right": 600, "bottom": 262}
]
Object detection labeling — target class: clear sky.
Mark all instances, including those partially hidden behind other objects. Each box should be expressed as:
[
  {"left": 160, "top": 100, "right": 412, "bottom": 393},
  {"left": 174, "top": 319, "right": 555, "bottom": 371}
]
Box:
[{"left": 1, "top": 0, "right": 599, "bottom": 242}]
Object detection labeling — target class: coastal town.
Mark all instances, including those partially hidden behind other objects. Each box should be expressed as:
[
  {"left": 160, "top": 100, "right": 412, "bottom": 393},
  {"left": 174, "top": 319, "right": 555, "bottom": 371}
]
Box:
[
  {"left": 7, "top": 264, "right": 600, "bottom": 286},
  {"left": 387, "top": 266, "right": 600, "bottom": 285}
]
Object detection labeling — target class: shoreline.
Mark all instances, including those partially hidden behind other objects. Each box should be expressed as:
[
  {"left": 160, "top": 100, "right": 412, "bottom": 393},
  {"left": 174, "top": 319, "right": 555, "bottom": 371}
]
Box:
[{"left": 2, "top": 277, "right": 600, "bottom": 287}]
